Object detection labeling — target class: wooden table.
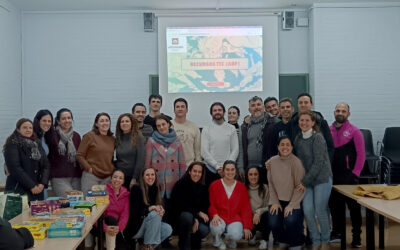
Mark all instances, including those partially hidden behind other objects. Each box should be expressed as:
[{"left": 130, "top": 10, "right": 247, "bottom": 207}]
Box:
[
  {"left": 358, "top": 197, "right": 400, "bottom": 250},
  {"left": 333, "top": 185, "right": 387, "bottom": 249},
  {"left": 10, "top": 204, "right": 108, "bottom": 250}
]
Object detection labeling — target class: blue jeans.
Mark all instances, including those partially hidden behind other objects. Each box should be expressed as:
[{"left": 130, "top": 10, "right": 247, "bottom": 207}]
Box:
[
  {"left": 210, "top": 219, "right": 243, "bottom": 245},
  {"left": 269, "top": 200, "right": 304, "bottom": 248},
  {"left": 134, "top": 211, "right": 172, "bottom": 245},
  {"left": 303, "top": 178, "right": 332, "bottom": 247}
]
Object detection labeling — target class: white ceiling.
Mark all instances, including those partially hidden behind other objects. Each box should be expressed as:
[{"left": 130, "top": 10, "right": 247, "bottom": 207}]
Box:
[{"left": 7, "top": 0, "right": 400, "bottom": 11}]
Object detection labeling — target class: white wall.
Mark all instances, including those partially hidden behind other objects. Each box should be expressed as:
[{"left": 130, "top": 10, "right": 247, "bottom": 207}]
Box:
[
  {"left": 22, "top": 12, "right": 157, "bottom": 134},
  {"left": 0, "top": 0, "right": 21, "bottom": 183},
  {"left": 310, "top": 3, "right": 400, "bottom": 144}
]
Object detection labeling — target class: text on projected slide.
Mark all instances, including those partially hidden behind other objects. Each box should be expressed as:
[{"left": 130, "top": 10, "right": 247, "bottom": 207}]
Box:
[{"left": 166, "top": 26, "right": 263, "bottom": 93}]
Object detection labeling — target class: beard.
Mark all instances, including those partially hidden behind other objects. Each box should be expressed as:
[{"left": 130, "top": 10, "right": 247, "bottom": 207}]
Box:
[
  {"left": 212, "top": 114, "right": 224, "bottom": 121},
  {"left": 335, "top": 115, "right": 347, "bottom": 124}
]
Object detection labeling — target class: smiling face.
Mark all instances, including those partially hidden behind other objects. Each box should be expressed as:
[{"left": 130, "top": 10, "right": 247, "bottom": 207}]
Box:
[
  {"left": 59, "top": 111, "right": 73, "bottom": 132},
  {"left": 156, "top": 118, "right": 170, "bottom": 134},
  {"left": 223, "top": 163, "right": 236, "bottom": 181},
  {"left": 279, "top": 101, "right": 294, "bottom": 122},
  {"left": 119, "top": 115, "right": 132, "bottom": 133},
  {"left": 111, "top": 170, "right": 125, "bottom": 190},
  {"left": 265, "top": 100, "right": 279, "bottom": 116},
  {"left": 189, "top": 164, "right": 203, "bottom": 183},
  {"left": 133, "top": 105, "right": 146, "bottom": 123},
  {"left": 174, "top": 101, "right": 188, "bottom": 119},
  {"left": 247, "top": 168, "right": 259, "bottom": 187},
  {"left": 143, "top": 168, "right": 156, "bottom": 186},
  {"left": 228, "top": 108, "right": 239, "bottom": 124},
  {"left": 278, "top": 138, "right": 293, "bottom": 157},
  {"left": 18, "top": 121, "right": 33, "bottom": 138},
  {"left": 299, "top": 113, "right": 315, "bottom": 132},
  {"left": 248, "top": 99, "right": 265, "bottom": 118},
  {"left": 40, "top": 114, "right": 52, "bottom": 133},
  {"left": 96, "top": 115, "right": 111, "bottom": 135}
]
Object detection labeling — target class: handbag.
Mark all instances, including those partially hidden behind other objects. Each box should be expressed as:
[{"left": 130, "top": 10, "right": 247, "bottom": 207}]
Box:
[{"left": 0, "top": 192, "right": 28, "bottom": 220}]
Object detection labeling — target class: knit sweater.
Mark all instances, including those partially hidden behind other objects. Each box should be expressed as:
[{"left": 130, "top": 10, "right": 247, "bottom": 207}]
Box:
[
  {"left": 268, "top": 154, "right": 305, "bottom": 208},
  {"left": 247, "top": 184, "right": 269, "bottom": 215},
  {"left": 115, "top": 133, "right": 145, "bottom": 180},
  {"left": 201, "top": 121, "right": 239, "bottom": 170},
  {"left": 171, "top": 119, "right": 201, "bottom": 167},
  {"left": 139, "top": 124, "right": 153, "bottom": 143},
  {"left": 294, "top": 132, "right": 332, "bottom": 187},
  {"left": 77, "top": 131, "right": 115, "bottom": 179},
  {"left": 209, "top": 179, "right": 253, "bottom": 230}
]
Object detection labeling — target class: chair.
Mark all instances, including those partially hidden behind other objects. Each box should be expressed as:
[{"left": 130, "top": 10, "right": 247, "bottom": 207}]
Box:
[
  {"left": 379, "top": 127, "right": 400, "bottom": 184},
  {"left": 359, "top": 129, "right": 380, "bottom": 184}
]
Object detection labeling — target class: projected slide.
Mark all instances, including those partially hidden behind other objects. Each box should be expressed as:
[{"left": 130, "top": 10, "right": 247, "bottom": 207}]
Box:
[{"left": 166, "top": 26, "right": 263, "bottom": 93}]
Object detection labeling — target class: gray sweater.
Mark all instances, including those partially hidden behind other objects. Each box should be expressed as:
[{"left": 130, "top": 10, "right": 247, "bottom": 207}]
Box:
[
  {"left": 115, "top": 133, "right": 145, "bottom": 179},
  {"left": 294, "top": 132, "right": 332, "bottom": 187}
]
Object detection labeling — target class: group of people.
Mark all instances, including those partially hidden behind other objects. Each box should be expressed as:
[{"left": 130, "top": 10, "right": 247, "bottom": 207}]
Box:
[{"left": 2, "top": 93, "right": 366, "bottom": 250}]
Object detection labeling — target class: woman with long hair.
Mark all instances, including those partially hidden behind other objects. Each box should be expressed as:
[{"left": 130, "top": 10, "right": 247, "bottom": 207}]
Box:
[
  {"left": 33, "top": 109, "right": 53, "bottom": 155},
  {"left": 268, "top": 136, "right": 305, "bottom": 250},
  {"left": 209, "top": 160, "right": 253, "bottom": 249},
  {"left": 171, "top": 161, "right": 210, "bottom": 250},
  {"left": 294, "top": 111, "right": 332, "bottom": 250},
  {"left": 115, "top": 113, "right": 145, "bottom": 189},
  {"left": 125, "top": 167, "right": 172, "bottom": 250},
  {"left": 77, "top": 112, "right": 115, "bottom": 195},
  {"left": 3, "top": 118, "right": 50, "bottom": 201},
  {"left": 47, "top": 108, "right": 82, "bottom": 197},
  {"left": 145, "top": 114, "right": 186, "bottom": 199},
  {"left": 245, "top": 166, "right": 270, "bottom": 250}
]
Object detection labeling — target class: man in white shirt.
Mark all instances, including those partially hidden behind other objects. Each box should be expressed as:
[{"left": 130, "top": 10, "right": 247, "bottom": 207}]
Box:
[
  {"left": 201, "top": 102, "right": 239, "bottom": 186},
  {"left": 171, "top": 98, "right": 201, "bottom": 167}
]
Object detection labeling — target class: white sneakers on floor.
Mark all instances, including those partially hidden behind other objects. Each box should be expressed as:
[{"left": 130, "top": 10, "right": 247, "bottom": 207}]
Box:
[{"left": 258, "top": 240, "right": 268, "bottom": 250}]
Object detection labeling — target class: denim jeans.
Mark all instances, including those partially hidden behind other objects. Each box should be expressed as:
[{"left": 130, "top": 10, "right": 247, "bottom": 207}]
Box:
[
  {"left": 210, "top": 219, "right": 243, "bottom": 245},
  {"left": 178, "top": 212, "right": 210, "bottom": 250},
  {"left": 268, "top": 200, "right": 304, "bottom": 248},
  {"left": 303, "top": 178, "right": 332, "bottom": 247},
  {"left": 134, "top": 211, "right": 172, "bottom": 245}
]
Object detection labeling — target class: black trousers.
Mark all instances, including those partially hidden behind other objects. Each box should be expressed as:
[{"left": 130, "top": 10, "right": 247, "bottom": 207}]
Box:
[
  {"left": 178, "top": 212, "right": 210, "bottom": 250},
  {"left": 329, "top": 190, "right": 362, "bottom": 240}
]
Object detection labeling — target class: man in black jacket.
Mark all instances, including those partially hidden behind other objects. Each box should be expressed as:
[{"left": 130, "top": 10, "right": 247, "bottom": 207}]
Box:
[
  {"left": 286, "top": 93, "right": 334, "bottom": 162},
  {"left": 0, "top": 217, "right": 34, "bottom": 250}
]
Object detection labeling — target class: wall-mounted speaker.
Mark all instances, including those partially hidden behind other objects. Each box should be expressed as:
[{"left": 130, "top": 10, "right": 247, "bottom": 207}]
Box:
[
  {"left": 143, "top": 13, "right": 154, "bottom": 32},
  {"left": 282, "top": 11, "right": 294, "bottom": 30}
]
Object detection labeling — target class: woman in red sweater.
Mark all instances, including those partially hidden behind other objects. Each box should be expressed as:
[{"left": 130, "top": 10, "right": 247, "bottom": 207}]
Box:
[{"left": 209, "top": 160, "right": 253, "bottom": 249}]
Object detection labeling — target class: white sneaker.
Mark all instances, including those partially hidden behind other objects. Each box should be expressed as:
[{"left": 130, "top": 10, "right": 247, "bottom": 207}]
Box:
[
  {"left": 218, "top": 242, "right": 227, "bottom": 250},
  {"left": 248, "top": 235, "right": 257, "bottom": 246},
  {"left": 227, "top": 240, "right": 237, "bottom": 249},
  {"left": 258, "top": 240, "right": 268, "bottom": 250}
]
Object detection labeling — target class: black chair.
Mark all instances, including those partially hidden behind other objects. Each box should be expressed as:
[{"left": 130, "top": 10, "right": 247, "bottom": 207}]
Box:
[
  {"left": 359, "top": 129, "right": 380, "bottom": 184},
  {"left": 379, "top": 127, "right": 400, "bottom": 184}
]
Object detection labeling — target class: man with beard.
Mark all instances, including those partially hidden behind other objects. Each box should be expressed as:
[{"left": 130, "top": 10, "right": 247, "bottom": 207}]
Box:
[
  {"left": 132, "top": 103, "right": 153, "bottom": 142},
  {"left": 262, "top": 98, "right": 295, "bottom": 163},
  {"left": 329, "top": 102, "right": 365, "bottom": 248},
  {"left": 201, "top": 102, "right": 239, "bottom": 186},
  {"left": 238, "top": 96, "right": 279, "bottom": 182}
]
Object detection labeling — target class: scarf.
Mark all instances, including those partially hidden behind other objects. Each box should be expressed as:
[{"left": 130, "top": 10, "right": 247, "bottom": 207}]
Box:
[
  {"left": 56, "top": 126, "right": 76, "bottom": 163},
  {"left": 249, "top": 113, "right": 269, "bottom": 150},
  {"left": 152, "top": 128, "right": 177, "bottom": 146},
  {"left": 12, "top": 133, "right": 42, "bottom": 161}
]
